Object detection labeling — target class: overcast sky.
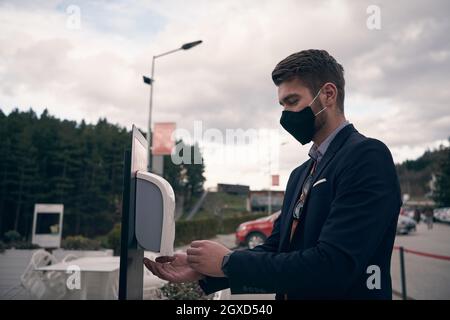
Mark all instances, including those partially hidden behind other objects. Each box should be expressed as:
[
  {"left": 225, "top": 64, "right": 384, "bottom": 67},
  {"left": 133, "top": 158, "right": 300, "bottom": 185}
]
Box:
[{"left": 1, "top": 0, "right": 449, "bottom": 190}]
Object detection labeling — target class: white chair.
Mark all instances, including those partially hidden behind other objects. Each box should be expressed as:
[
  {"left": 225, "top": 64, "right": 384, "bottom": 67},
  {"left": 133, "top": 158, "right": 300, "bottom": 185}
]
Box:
[
  {"left": 20, "top": 249, "right": 66, "bottom": 299},
  {"left": 19, "top": 250, "right": 54, "bottom": 299}
]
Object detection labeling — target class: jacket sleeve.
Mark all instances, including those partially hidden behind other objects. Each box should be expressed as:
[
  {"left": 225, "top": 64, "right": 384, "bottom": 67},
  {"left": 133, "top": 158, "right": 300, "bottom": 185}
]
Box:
[
  {"left": 222, "top": 139, "right": 402, "bottom": 297},
  {"left": 198, "top": 276, "right": 229, "bottom": 295}
]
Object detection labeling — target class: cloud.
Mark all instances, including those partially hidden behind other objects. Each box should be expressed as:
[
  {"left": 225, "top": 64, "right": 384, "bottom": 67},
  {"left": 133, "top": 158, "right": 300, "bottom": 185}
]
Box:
[{"left": 1, "top": 0, "right": 449, "bottom": 190}]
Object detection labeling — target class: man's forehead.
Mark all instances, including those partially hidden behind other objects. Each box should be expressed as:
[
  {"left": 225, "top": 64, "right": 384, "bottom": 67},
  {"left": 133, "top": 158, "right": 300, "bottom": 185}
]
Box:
[{"left": 278, "top": 78, "right": 308, "bottom": 97}]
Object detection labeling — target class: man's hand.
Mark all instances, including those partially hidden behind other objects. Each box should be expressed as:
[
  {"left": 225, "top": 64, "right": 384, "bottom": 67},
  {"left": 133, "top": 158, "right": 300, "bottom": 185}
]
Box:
[
  {"left": 186, "top": 240, "right": 232, "bottom": 277},
  {"left": 143, "top": 252, "right": 204, "bottom": 283}
]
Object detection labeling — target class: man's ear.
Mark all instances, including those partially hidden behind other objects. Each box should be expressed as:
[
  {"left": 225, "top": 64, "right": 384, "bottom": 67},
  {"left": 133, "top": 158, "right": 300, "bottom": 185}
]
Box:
[{"left": 322, "top": 82, "right": 338, "bottom": 107}]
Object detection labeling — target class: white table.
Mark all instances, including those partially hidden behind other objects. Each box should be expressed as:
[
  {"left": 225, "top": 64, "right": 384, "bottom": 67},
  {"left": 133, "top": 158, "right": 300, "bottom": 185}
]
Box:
[
  {"left": 35, "top": 253, "right": 167, "bottom": 300},
  {"left": 36, "top": 257, "right": 120, "bottom": 300}
]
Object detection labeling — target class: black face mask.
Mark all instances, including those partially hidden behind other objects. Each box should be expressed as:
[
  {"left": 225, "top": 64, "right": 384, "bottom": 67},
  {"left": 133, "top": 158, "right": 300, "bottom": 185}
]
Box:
[{"left": 279, "top": 88, "right": 327, "bottom": 145}]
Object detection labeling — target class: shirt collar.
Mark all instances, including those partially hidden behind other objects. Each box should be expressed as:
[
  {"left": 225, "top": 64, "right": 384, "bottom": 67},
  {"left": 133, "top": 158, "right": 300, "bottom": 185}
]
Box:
[{"left": 308, "top": 120, "right": 350, "bottom": 163}]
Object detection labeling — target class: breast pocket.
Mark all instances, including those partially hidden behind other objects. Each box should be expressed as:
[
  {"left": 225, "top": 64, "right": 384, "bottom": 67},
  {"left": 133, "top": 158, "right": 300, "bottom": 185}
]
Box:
[
  {"left": 303, "top": 179, "right": 334, "bottom": 240},
  {"left": 309, "top": 178, "right": 332, "bottom": 202}
]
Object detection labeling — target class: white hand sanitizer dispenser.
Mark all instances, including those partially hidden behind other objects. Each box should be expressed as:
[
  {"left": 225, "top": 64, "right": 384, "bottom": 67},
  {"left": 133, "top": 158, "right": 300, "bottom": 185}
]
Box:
[{"left": 135, "top": 171, "right": 175, "bottom": 256}]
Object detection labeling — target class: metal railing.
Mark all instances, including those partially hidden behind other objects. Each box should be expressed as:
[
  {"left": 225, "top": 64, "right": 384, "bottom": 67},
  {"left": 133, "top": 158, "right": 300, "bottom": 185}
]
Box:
[{"left": 393, "top": 245, "right": 450, "bottom": 300}]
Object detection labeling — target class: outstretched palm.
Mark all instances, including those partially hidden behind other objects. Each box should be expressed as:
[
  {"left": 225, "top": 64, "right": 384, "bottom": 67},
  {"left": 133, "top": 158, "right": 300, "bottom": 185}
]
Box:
[{"left": 144, "top": 253, "right": 203, "bottom": 283}]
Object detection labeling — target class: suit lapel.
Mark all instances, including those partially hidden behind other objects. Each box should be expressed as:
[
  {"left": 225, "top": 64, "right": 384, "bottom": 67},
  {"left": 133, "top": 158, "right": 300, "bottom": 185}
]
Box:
[
  {"left": 279, "top": 124, "right": 358, "bottom": 251},
  {"left": 312, "top": 124, "right": 357, "bottom": 184}
]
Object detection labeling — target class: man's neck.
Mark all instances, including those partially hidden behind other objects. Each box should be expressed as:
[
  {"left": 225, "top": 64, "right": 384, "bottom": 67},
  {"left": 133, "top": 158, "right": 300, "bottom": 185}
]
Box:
[{"left": 313, "top": 116, "right": 347, "bottom": 147}]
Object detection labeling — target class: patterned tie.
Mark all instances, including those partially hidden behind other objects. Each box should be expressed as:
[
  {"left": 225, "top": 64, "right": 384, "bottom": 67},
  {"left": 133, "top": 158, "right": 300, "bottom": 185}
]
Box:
[
  {"left": 289, "top": 160, "right": 317, "bottom": 242},
  {"left": 285, "top": 160, "right": 317, "bottom": 300}
]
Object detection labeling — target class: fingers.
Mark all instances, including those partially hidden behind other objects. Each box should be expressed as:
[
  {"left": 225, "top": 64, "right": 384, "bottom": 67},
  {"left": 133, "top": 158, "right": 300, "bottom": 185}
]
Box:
[
  {"left": 143, "top": 257, "right": 152, "bottom": 269},
  {"left": 155, "top": 260, "right": 188, "bottom": 283},
  {"left": 186, "top": 248, "right": 202, "bottom": 256},
  {"left": 186, "top": 254, "right": 201, "bottom": 264},
  {"left": 143, "top": 258, "right": 158, "bottom": 275},
  {"left": 188, "top": 261, "right": 202, "bottom": 273},
  {"left": 156, "top": 263, "right": 177, "bottom": 282},
  {"left": 155, "top": 256, "right": 176, "bottom": 263},
  {"left": 186, "top": 247, "right": 203, "bottom": 267},
  {"left": 143, "top": 258, "right": 156, "bottom": 274},
  {"left": 144, "top": 259, "right": 167, "bottom": 281},
  {"left": 174, "top": 252, "right": 187, "bottom": 259},
  {"left": 144, "top": 257, "right": 187, "bottom": 283},
  {"left": 190, "top": 240, "right": 204, "bottom": 248},
  {"left": 155, "top": 262, "right": 177, "bottom": 281}
]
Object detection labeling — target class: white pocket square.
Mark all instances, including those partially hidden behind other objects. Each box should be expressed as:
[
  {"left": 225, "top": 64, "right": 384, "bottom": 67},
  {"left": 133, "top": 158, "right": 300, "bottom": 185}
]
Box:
[{"left": 312, "top": 178, "right": 327, "bottom": 187}]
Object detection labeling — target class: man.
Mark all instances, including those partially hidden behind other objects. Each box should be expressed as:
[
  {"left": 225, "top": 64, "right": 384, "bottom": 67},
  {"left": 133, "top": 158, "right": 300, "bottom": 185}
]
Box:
[
  {"left": 425, "top": 207, "right": 434, "bottom": 230},
  {"left": 144, "top": 49, "right": 402, "bottom": 299}
]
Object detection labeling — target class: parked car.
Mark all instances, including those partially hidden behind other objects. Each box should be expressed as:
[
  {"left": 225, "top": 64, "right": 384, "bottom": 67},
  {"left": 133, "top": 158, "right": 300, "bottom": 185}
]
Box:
[
  {"left": 235, "top": 211, "right": 280, "bottom": 249},
  {"left": 434, "top": 207, "right": 450, "bottom": 224},
  {"left": 396, "top": 215, "right": 417, "bottom": 235}
]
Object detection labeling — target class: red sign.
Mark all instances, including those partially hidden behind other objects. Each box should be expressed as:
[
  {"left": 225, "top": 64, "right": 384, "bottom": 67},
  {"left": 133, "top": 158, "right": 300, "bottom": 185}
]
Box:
[
  {"left": 271, "top": 175, "right": 279, "bottom": 186},
  {"left": 152, "top": 122, "right": 176, "bottom": 155}
]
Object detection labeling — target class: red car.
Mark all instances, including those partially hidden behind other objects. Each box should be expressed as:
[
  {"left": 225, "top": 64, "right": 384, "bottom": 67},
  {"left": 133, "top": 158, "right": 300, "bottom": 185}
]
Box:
[{"left": 235, "top": 211, "right": 280, "bottom": 249}]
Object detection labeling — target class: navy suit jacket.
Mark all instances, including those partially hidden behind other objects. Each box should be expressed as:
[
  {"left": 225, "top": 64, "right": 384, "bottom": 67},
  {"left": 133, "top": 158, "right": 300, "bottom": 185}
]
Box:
[{"left": 199, "top": 124, "right": 402, "bottom": 299}]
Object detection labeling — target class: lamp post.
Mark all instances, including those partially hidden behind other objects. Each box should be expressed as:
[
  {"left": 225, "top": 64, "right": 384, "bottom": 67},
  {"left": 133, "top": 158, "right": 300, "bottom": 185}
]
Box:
[{"left": 143, "top": 40, "right": 203, "bottom": 171}]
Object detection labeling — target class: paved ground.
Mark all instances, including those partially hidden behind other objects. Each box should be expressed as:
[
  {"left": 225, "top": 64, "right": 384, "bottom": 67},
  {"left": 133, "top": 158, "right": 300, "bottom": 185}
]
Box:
[
  {"left": 391, "top": 222, "right": 450, "bottom": 300},
  {"left": 205, "top": 223, "right": 450, "bottom": 300}
]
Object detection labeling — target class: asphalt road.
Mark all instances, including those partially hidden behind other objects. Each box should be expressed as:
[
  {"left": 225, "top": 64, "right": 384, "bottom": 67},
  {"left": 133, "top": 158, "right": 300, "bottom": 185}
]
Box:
[{"left": 391, "top": 222, "right": 450, "bottom": 300}]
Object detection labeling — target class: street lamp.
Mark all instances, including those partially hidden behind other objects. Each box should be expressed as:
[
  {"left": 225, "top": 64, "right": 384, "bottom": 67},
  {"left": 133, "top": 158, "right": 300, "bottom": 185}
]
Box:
[{"left": 143, "top": 40, "right": 203, "bottom": 171}]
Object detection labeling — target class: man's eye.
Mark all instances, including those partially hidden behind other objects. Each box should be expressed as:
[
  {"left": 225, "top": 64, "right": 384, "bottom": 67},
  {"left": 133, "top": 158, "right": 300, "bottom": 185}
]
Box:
[{"left": 287, "top": 99, "right": 298, "bottom": 106}]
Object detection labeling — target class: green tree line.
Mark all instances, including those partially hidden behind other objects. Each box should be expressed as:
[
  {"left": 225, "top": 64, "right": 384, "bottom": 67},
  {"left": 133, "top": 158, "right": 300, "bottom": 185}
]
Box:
[
  {"left": 0, "top": 108, "right": 205, "bottom": 240},
  {"left": 396, "top": 140, "right": 450, "bottom": 205}
]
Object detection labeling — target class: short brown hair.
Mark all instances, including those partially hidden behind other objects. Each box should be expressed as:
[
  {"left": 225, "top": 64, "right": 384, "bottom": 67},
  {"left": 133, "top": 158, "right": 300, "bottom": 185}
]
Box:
[{"left": 272, "top": 49, "right": 345, "bottom": 111}]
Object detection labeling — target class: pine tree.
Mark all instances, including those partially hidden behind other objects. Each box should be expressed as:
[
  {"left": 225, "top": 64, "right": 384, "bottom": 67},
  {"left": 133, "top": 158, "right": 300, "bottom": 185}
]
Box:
[
  {"left": 0, "top": 108, "right": 204, "bottom": 240},
  {"left": 433, "top": 140, "right": 450, "bottom": 207}
]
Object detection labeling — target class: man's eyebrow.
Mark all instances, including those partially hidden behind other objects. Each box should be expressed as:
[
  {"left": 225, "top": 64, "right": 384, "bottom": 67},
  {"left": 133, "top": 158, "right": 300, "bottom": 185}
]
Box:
[{"left": 279, "top": 93, "right": 300, "bottom": 106}]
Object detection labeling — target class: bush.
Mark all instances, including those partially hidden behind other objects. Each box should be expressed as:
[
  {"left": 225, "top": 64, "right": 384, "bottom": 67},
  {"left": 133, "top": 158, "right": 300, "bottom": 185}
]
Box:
[
  {"left": 95, "top": 235, "right": 109, "bottom": 248},
  {"left": 219, "top": 213, "right": 267, "bottom": 234},
  {"left": 175, "top": 218, "right": 220, "bottom": 247},
  {"left": 105, "top": 223, "right": 121, "bottom": 256},
  {"left": 11, "top": 242, "right": 40, "bottom": 250},
  {"left": 174, "top": 212, "right": 267, "bottom": 247},
  {"left": 61, "top": 235, "right": 101, "bottom": 250},
  {"left": 0, "top": 241, "right": 6, "bottom": 253},
  {"left": 2, "top": 230, "right": 41, "bottom": 250},
  {"left": 160, "top": 282, "right": 213, "bottom": 300},
  {"left": 4, "top": 230, "right": 22, "bottom": 243}
]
